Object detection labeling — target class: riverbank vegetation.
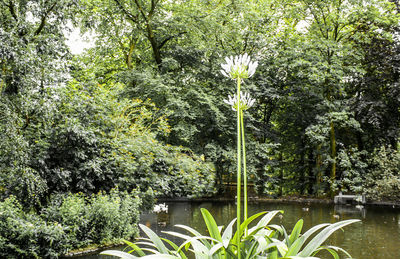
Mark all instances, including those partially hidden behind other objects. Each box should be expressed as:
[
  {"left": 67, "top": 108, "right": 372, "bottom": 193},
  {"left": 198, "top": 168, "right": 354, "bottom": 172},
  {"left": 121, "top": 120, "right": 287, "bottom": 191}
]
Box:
[{"left": 0, "top": 0, "right": 399, "bottom": 257}]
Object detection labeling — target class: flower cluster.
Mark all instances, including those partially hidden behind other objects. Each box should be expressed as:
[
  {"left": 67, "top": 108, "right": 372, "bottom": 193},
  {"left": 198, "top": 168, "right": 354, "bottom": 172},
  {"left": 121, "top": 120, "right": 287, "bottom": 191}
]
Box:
[
  {"left": 221, "top": 53, "right": 258, "bottom": 80},
  {"left": 153, "top": 203, "right": 168, "bottom": 213},
  {"left": 224, "top": 92, "right": 255, "bottom": 111}
]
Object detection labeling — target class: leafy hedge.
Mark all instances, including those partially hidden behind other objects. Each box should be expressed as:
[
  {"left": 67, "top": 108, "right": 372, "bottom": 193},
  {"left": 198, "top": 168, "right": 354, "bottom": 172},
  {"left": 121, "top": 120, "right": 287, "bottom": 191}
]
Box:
[{"left": 0, "top": 190, "right": 141, "bottom": 258}]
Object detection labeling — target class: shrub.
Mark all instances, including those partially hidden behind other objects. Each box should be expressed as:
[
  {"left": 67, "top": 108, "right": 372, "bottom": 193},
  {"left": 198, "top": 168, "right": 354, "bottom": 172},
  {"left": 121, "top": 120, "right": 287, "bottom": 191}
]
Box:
[
  {"left": 42, "top": 190, "right": 141, "bottom": 248},
  {"left": 41, "top": 193, "right": 90, "bottom": 249},
  {"left": 0, "top": 196, "right": 68, "bottom": 258},
  {"left": 85, "top": 190, "right": 140, "bottom": 244},
  {"left": 363, "top": 146, "right": 400, "bottom": 201},
  {"left": 0, "top": 191, "right": 141, "bottom": 258}
]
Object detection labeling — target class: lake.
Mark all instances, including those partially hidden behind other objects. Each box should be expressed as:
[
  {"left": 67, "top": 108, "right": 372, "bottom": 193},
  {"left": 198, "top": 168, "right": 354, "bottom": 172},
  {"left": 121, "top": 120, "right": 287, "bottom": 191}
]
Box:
[{"left": 82, "top": 200, "right": 400, "bottom": 258}]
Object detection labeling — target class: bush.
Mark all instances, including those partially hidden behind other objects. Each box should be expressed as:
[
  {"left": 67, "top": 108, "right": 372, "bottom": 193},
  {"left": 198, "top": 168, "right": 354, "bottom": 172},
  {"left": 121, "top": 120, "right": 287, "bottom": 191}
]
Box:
[
  {"left": 120, "top": 140, "right": 217, "bottom": 198},
  {"left": 41, "top": 193, "right": 89, "bottom": 249},
  {"left": 42, "top": 190, "right": 141, "bottom": 248},
  {"left": 0, "top": 196, "right": 68, "bottom": 258},
  {"left": 0, "top": 191, "right": 141, "bottom": 258},
  {"left": 336, "top": 147, "right": 368, "bottom": 194},
  {"left": 85, "top": 190, "right": 140, "bottom": 244},
  {"left": 363, "top": 146, "right": 400, "bottom": 201}
]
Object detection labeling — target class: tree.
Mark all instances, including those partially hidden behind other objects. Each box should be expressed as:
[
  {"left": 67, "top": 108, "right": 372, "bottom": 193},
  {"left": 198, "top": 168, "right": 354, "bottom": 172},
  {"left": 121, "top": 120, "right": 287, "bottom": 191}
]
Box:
[{"left": 0, "top": 0, "right": 77, "bottom": 94}]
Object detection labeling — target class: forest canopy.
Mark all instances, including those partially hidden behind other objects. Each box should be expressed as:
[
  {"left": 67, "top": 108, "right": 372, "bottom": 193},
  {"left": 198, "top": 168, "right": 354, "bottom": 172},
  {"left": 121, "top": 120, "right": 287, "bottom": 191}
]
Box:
[{"left": 1, "top": 0, "right": 400, "bottom": 216}]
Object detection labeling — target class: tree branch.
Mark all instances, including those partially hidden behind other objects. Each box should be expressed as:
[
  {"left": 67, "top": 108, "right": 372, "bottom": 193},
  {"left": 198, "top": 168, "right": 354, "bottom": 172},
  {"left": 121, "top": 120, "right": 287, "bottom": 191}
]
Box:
[
  {"left": 113, "top": 0, "right": 138, "bottom": 23},
  {"left": 34, "top": 2, "right": 57, "bottom": 36},
  {"left": 5, "top": 0, "right": 18, "bottom": 21},
  {"left": 134, "top": 0, "right": 149, "bottom": 22},
  {"left": 158, "top": 32, "right": 186, "bottom": 49}
]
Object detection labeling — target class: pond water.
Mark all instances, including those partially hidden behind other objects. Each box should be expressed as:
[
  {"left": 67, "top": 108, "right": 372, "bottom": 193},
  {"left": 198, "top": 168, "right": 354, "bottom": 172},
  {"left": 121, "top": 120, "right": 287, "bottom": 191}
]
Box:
[{"left": 84, "top": 200, "right": 400, "bottom": 258}]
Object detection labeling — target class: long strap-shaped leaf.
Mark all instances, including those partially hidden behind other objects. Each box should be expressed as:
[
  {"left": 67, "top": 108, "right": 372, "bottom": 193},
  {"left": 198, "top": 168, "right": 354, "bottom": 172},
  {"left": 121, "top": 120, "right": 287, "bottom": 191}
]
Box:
[
  {"left": 288, "top": 219, "right": 303, "bottom": 247},
  {"left": 280, "top": 256, "right": 319, "bottom": 259},
  {"left": 256, "top": 211, "right": 283, "bottom": 229},
  {"left": 222, "top": 218, "right": 237, "bottom": 248},
  {"left": 174, "top": 224, "right": 204, "bottom": 238},
  {"left": 233, "top": 211, "right": 268, "bottom": 244},
  {"left": 100, "top": 250, "right": 138, "bottom": 259},
  {"left": 165, "top": 230, "right": 215, "bottom": 255},
  {"left": 122, "top": 239, "right": 146, "bottom": 257},
  {"left": 163, "top": 225, "right": 212, "bottom": 249},
  {"left": 301, "top": 223, "right": 330, "bottom": 242},
  {"left": 139, "top": 224, "right": 170, "bottom": 254},
  {"left": 161, "top": 237, "right": 188, "bottom": 259},
  {"left": 201, "top": 208, "right": 223, "bottom": 242},
  {"left": 141, "top": 254, "right": 181, "bottom": 259},
  {"left": 284, "top": 236, "right": 305, "bottom": 257},
  {"left": 314, "top": 245, "right": 353, "bottom": 259},
  {"left": 298, "top": 219, "right": 360, "bottom": 257}
]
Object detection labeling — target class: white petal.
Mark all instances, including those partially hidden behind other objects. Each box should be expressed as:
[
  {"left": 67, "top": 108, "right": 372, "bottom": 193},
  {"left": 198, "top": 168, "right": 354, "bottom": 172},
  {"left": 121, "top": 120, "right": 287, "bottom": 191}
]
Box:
[
  {"left": 249, "top": 99, "right": 255, "bottom": 107},
  {"left": 243, "top": 53, "right": 250, "bottom": 66}
]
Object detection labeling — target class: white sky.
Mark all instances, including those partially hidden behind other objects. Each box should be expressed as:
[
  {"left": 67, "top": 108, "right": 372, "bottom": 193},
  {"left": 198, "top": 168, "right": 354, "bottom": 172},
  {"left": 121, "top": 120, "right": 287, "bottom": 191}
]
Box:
[{"left": 65, "top": 24, "right": 95, "bottom": 55}]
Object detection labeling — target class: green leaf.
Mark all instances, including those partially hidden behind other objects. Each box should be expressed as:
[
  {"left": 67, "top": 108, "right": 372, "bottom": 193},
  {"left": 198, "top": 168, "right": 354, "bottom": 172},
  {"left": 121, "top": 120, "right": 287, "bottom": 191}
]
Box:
[
  {"left": 233, "top": 211, "right": 268, "bottom": 244},
  {"left": 201, "top": 208, "right": 222, "bottom": 242},
  {"left": 298, "top": 219, "right": 360, "bottom": 257},
  {"left": 175, "top": 224, "right": 203, "bottom": 237},
  {"left": 301, "top": 223, "right": 330, "bottom": 242},
  {"left": 288, "top": 219, "right": 303, "bottom": 246},
  {"left": 280, "top": 256, "right": 319, "bottom": 259},
  {"left": 267, "top": 249, "right": 278, "bottom": 259},
  {"left": 139, "top": 224, "right": 170, "bottom": 254},
  {"left": 285, "top": 236, "right": 305, "bottom": 256},
  {"left": 176, "top": 235, "right": 216, "bottom": 255},
  {"left": 209, "top": 242, "right": 224, "bottom": 256},
  {"left": 100, "top": 250, "right": 138, "bottom": 259},
  {"left": 221, "top": 218, "right": 236, "bottom": 248},
  {"left": 314, "top": 245, "right": 353, "bottom": 259},
  {"left": 161, "top": 237, "right": 188, "bottom": 259},
  {"left": 256, "top": 211, "right": 283, "bottom": 229},
  {"left": 122, "top": 239, "right": 146, "bottom": 256},
  {"left": 141, "top": 255, "right": 180, "bottom": 259}
]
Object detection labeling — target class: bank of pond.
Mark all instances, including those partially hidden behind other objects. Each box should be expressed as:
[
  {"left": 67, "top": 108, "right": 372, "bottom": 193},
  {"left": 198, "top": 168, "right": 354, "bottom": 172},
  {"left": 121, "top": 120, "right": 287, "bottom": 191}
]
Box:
[{"left": 73, "top": 200, "right": 400, "bottom": 259}]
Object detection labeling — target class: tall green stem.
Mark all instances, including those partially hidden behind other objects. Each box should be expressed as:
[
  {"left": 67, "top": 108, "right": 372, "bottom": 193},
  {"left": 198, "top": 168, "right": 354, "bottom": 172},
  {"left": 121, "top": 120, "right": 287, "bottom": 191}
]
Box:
[
  {"left": 236, "top": 79, "right": 241, "bottom": 259},
  {"left": 240, "top": 109, "right": 248, "bottom": 234}
]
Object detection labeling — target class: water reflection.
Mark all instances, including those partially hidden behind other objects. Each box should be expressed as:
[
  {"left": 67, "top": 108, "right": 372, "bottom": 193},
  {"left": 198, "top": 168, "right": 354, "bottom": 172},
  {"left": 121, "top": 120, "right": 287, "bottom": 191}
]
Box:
[
  {"left": 334, "top": 204, "right": 367, "bottom": 218},
  {"left": 93, "top": 201, "right": 400, "bottom": 258}
]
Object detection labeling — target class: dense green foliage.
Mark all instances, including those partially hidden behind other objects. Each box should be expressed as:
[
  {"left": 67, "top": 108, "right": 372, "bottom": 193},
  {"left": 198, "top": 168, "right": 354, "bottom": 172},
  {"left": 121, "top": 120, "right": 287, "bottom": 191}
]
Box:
[
  {"left": 0, "top": 79, "right": 215, "bottom": 208},
  {"left": 74, "top": 0, "right": 400, "bottom": 198},
  {"left": 1, "top": 0, "right": 400, "bottom": 256},
  {"left": 0, "top": 191, "right": 140, "bottom": 258}
]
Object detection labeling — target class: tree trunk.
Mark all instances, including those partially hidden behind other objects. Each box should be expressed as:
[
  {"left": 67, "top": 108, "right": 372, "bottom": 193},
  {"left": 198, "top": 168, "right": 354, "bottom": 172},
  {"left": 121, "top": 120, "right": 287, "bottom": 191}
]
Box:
[
  {"left": 330, "top": 120, "right": 336, "bottom": 196},
  {"left": 316, "top": 144, "right": 323, "bottom": 196},
  {"left": 146, "top": 23, "right": 162, "bottom": 66}
]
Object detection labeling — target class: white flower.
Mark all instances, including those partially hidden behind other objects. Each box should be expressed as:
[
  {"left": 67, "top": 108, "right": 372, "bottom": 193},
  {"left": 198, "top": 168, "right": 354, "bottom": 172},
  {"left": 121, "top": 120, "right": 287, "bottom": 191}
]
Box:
[
  {"left": 221, "top": 53, "right": 258, "bottom": 80},
  {"left": 153, "top": 203, "right": 168, "bottom": 213},
  {"left": 223, "top": 92, "right": 256, "bottom": 111},
  {"left": 240, "top": 92, "right": 256, "bottom": 110},
  {"left": 223, "top": 94, "right": 238, "bottom": 111}
]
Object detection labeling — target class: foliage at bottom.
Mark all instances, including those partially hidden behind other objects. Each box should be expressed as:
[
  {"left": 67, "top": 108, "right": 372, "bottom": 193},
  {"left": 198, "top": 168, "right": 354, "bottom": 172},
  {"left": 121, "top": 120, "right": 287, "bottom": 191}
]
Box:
[{"left": 0, "top": 190, "right": 141, "bottom": 258}]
